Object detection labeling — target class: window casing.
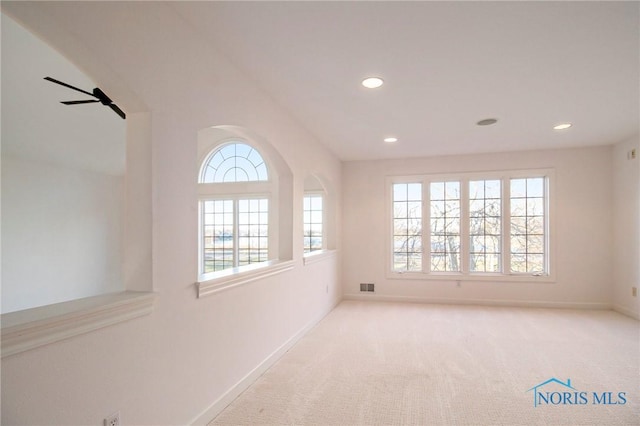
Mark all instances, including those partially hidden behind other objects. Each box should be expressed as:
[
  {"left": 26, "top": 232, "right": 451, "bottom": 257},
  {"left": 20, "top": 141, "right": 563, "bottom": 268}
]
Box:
[
  {"left": 303, "top": 193, "right": 324, "bottom": 254},
  {"left": 199, "top": 142, "right": 273, "bottom": 277},
  {"left": 509, "top": 178, "right": 546, "bottom": 274},
  {"left": 388, "top": 170, "right": 554, "bottom": 281},
  {"left": 201, "top": 198, "right": 269, "bottom": 273}
]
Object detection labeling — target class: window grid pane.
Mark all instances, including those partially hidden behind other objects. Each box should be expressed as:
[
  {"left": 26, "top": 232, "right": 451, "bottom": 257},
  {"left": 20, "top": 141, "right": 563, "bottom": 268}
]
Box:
[
  {"left": 238, "top": 198, "right": 269, "bottom": 266},
  {"left": 392, "top": 183, "right": 422, "bottom": 272},
  {"left": 201, "top": 143, "right": 268, "bottom": 183},
  {"left": 303, "top": 195, "right": 323, "bottom": 253},
  {"left": 469, "top": 180, "right": 502, "bottom": 272},
  {"left": 430, "top": 181, "right": 460, "bottom": 272},
  {"left": 510, "top": 178, "right": 545, "bottom": 274},
  {"left": 202, "top": 200, "right": 234, "bottom": 273}
]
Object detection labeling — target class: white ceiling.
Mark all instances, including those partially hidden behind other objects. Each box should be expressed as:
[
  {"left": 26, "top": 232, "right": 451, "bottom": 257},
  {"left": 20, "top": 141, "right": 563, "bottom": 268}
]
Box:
[
  {"left": 172, "top": 1, "right": 640, "bottom": 161},
  {"left": 3, "top": 1, "right": 638, "bottom": 162}
]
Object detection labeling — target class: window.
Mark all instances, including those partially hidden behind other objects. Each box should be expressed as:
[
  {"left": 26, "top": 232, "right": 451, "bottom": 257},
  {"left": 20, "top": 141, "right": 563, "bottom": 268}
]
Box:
[
  {"left": 303, "top": 194, "right": 324, "bottom": 253},
  {"left": 199, "top": 142, "right": 272, "bottom": 275},
  {"left": 510, "top": 178, "right": 545, "bottom": 274},
  {"left": 196, "top": 126, "right": 295, "bottom": 297},
  {"left": 392, "top": 183, "right": 422, "bottom": 271},
  {"left": 389, "top": 170, "right": 552, "bottom": 280},
  {"left": 201, "top": 143, "right": 268, "bottom": 183},
  {"left": 469, "top": 179, "right": 502, "bottom": 273},
  {"left": 201, "top": 198, "right": 269, "bottom": 273},
  {"left": 429, "top": 181, "right": 460, "bottom": 272}
]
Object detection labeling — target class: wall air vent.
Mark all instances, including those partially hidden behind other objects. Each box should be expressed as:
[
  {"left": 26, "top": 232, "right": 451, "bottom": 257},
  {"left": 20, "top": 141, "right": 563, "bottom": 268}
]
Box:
[{"left": 360, "top": 283, "right": 375, "bottom": 292}]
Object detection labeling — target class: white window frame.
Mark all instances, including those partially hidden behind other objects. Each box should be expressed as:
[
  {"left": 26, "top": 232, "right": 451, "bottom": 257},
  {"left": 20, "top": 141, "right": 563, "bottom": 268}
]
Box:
[
  {"left": 386, "top": 169, "right": 556, "bottom": 282},
  {"left": 197, "top": 141, "right": 277, "bottom": 283},
  {"left": 303, "top": 191, "right": 326, "bottom": 255},
  {"left": 195, "top": 129, "right": 295, "bottom": 298},
  {"left": 200, "top": 196, "right": 271, "bottom": 273}
]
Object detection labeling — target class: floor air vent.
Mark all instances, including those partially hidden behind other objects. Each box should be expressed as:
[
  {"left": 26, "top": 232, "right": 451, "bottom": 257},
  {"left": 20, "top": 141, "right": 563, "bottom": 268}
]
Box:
[{"left": 360, "top": 283, "right": 375, "bottom": 292}]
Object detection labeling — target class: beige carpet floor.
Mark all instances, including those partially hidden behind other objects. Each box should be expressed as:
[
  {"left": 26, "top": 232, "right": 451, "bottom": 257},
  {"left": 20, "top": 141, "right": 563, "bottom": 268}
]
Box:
[{"left": 210, "top": 301, "right": 640, "bottom": 425}]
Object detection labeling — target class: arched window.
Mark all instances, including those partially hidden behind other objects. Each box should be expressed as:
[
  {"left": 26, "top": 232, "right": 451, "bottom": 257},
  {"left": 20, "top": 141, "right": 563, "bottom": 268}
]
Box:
[
  {"left": 199, "top": 141, "right": 273, "bottom": 275},
  {"left": 200, "top": 142, "right": 268, "bottom": 183},
  {"left": 196, "top": 126, "right": 293, "bottom": 292}
]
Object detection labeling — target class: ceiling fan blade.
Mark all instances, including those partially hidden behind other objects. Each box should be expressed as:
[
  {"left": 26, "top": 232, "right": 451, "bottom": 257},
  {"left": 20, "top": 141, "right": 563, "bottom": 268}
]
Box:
[
  {"left": 44, "top": 76, "right": 95, "bottom": 98},
  {"left": 92, "top": 87, "right": 112, "bottom": 105},
  {"left": 108, "top": 103, "right": 126, "bottom": 120},
  {"left": 61, "top": 100, "right": 100, "bottom": 105}
]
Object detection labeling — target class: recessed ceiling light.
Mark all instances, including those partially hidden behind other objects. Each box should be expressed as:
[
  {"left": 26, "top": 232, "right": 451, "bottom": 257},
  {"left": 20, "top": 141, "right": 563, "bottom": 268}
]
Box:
[
  {"left": 384, "top": 137, "right": 398, "bottom": 143},
  {"left": 362, "top": 77, "right": 384, "bottom": 89},
  {"left": 553, "top": 123, "right": 572, "bottom": 130},
  {"left": 477, "top": 118, "right": 498, "bottom": 126}
]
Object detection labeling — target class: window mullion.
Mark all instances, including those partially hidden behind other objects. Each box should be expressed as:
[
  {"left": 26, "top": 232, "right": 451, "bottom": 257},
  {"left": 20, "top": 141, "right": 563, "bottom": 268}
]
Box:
[
  {"left": 423, "top": 180, "right": 430, "bottom": 273},
  {"left": 544, "top": 177, "right": 550, "bottom": 274},
  {"left": 233, "top": 198, "right": 240, "bottom": 267},
  {"left": 460, "top": 179, "right": 470, "bottom": 274},
  {"left": 198, "top": 201, "right": 204, "bottom": 275},
  {"left": 503, "top": 177, "right": 511, "bottom": 274}
]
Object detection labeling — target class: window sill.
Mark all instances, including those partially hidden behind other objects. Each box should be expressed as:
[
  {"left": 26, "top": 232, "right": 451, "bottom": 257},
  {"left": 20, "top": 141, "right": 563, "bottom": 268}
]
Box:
[
  {"left": 197, "top": 260, "right": 295, "bottom": 298},
  {"left": 387, "top": 271, "right": 556, "bottom": 283},
  {"left": 303, "top": 249, "right": 337, "bottom": 266},
  {"left": 1, "top": 291, "right": 157, "bottom": 358}
]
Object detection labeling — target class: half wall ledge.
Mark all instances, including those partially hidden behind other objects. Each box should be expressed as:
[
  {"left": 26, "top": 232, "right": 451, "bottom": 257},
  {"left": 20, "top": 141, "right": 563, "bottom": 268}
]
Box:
[
  {"left": 197, "top": 260, "right": 295, "bottom": 298},
  {"left": 1, "top": 291, "right": 157, "bottom": 358}
]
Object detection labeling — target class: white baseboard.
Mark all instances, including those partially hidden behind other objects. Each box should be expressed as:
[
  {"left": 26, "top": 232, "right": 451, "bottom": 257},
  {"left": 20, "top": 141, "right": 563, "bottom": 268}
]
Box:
[
  {"left": 343, "top": 293, "right": 612, "bottom": 310},
  {"left": 613, "top": 304, "right": 640, "bottom": 320},
  {"left": 191, "top": 297, "right": 340, "bottom": 425}
]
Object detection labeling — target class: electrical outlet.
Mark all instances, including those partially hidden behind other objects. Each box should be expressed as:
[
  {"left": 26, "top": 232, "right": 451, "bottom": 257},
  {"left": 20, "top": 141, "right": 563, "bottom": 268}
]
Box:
[
  {"left": 633, "top": 287, "right": 637, "bottom": 297},
  {"left": 104, "top": 412, "right": 120, "bottom": 426},
  {"left": 628, "top": 149, "right": 637, "bottom": 160}
]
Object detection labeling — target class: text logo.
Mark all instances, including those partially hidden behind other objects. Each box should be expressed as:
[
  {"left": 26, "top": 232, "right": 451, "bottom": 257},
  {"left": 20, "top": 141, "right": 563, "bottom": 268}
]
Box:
[{"left": 526, "top": 378, "right": 627, "bottom": 407}]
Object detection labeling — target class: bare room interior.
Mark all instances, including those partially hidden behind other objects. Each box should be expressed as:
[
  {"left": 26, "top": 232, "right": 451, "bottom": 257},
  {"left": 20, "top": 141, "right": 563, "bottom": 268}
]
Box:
[{"left": 1, "top": 2, "right": 638, "bottom": 425}]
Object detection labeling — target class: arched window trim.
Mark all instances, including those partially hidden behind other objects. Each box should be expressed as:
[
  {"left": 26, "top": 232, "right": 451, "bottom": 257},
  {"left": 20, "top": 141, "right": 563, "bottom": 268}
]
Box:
[
  {"left": 198, "top": 141, "right": 275, "bottom": 277},
  {"left": 196, "top": 130, "right": 294, "bottom": 296},
  {"left": 198, "top": 139, "right": 275, "bottom": 201},
  {"left": 199, "top": 141, "right": 270, "bottom": 184}
]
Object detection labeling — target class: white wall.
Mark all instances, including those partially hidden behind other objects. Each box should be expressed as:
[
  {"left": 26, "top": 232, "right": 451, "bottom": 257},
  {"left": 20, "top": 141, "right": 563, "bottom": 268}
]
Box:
[
  {"left": 0, "top": 3, "right": 342, "bottom": 425},
  {"left": 612, "top": 135, "right": 640, "bottom": 318},
  {"left": 1, "top": 156, "right": 124, "bottom": 313},
  {"left": 342, "top": 146, "right": 613, "bottom": 308},
  {"left": 1, "top": 11, "right": 128, "bottom": 313}
]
